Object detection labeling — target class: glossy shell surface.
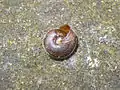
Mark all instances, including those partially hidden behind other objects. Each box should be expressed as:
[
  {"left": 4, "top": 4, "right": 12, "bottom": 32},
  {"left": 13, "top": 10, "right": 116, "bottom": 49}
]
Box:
[{"left": 44, "top": 25, "right": 78, "bottom": 60}]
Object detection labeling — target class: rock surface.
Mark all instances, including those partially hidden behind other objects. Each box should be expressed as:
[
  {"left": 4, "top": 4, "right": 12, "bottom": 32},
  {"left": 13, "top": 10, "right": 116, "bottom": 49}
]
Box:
[{"left": 0, "top": 0, "right": 120, "bottom": 90}]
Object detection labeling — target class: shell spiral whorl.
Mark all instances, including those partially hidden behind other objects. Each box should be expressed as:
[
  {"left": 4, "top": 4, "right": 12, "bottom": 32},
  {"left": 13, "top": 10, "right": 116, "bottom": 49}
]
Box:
[{"left": 44, "top": 24, "right": 78, "bottom": 60}]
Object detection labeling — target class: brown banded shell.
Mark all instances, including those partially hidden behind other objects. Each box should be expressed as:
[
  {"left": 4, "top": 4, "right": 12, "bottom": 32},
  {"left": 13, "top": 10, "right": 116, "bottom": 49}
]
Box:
[{"left": 43, "top": 24, "right": 78, "bottom": 60}]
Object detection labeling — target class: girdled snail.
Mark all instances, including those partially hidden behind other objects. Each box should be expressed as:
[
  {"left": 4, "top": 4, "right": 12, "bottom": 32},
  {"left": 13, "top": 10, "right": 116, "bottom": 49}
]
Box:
[{"left": 43, "top": 24, "right": 78, "bottom": 60}]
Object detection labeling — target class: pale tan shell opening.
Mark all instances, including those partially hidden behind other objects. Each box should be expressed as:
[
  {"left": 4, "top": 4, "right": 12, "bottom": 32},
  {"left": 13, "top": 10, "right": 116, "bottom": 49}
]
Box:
[{"left": 59, "top": 24, "right": 70, "bottom": 35}]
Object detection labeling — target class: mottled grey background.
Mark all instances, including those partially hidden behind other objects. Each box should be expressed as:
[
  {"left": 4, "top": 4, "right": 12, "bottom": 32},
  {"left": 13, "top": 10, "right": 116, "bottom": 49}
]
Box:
[{"left": 0, "top": 0, "right": 120, "bottom": 90}]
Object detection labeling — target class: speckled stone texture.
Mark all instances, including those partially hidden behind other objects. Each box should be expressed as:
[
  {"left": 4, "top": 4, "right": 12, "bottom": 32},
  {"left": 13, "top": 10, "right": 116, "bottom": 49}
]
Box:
[{"left": 0, "top": 0, "right": 120, "bottom": 90}]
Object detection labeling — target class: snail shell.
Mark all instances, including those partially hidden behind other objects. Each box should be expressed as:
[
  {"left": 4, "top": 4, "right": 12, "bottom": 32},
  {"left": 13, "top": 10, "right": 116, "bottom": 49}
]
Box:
[{"left": 43, "top": 24, "right": 78, "bottom": 60}]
